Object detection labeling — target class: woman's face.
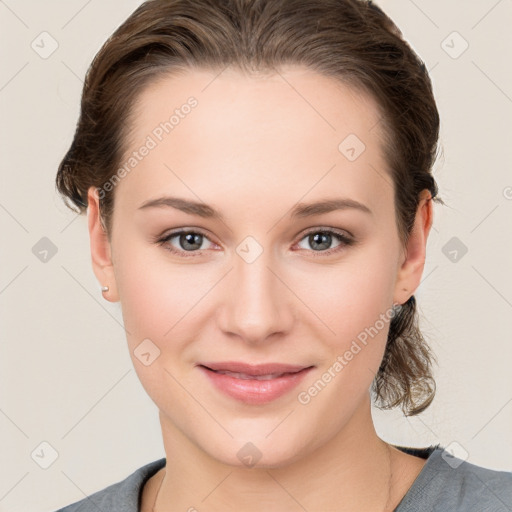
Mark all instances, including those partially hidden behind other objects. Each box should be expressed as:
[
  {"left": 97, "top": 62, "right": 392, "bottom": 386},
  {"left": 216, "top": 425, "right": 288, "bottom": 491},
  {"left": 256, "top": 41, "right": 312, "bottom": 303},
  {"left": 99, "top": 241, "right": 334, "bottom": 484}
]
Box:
[{"left": 89, "top": 66, "right": 430, "bottom": 467}]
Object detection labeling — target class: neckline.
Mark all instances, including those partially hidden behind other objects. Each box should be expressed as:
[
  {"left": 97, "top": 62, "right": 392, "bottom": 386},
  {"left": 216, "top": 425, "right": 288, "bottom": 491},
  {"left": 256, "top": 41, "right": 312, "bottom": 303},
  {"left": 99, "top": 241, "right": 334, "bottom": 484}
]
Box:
[
  {"left": 138, "top": 444, "right": 443, "bottom": 511},
  {"left": 393, "top": 443, "right": 440, "bottom": 459},
  {"left": 391, "top": 443, "right": 443, "bottom": 511}
]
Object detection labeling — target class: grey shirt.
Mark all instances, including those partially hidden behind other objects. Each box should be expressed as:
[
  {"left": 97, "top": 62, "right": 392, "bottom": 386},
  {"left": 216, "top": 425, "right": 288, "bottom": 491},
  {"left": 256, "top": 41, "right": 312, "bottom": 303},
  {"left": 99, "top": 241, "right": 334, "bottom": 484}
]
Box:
[{"left": 55, "top": 444, "right": 512, "bottom": 511}]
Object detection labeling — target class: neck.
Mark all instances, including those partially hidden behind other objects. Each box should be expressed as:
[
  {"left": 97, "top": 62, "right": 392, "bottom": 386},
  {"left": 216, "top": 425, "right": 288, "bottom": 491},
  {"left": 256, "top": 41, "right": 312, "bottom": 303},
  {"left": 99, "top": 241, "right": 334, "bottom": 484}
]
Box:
[{"left": 151, "top": 395, "right": 404, "bottom": 512}]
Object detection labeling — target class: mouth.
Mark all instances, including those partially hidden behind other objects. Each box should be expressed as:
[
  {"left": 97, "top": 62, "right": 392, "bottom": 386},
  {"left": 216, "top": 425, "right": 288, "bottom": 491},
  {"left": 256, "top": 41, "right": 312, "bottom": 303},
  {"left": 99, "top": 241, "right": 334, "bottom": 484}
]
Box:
[
  {"left": 203, "top": 369, "right": 298, "bottom": 380},
  {"left": 196, "top": 361, "right": 314, "bottom": 405}
]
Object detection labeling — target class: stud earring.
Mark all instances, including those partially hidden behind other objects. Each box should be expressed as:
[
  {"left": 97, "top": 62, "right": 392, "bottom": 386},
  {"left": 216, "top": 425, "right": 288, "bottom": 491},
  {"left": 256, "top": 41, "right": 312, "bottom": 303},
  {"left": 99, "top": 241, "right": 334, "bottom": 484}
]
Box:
[{"left": 101, "top": 285, "right": 109, "bottom": 292}]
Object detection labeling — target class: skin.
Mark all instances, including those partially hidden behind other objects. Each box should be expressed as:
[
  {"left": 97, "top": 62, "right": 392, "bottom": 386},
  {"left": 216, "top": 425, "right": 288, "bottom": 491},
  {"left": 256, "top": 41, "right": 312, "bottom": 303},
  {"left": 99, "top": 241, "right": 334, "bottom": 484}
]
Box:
[{"left": 87, "top": 66, "right": 433, "bottom": 511}]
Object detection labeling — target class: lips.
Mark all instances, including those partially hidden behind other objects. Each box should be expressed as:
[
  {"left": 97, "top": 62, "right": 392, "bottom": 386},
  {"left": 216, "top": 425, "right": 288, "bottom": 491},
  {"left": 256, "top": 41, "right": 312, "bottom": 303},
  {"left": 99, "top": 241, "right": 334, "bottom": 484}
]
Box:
[
  {"left": 211, "top": 371, "right": 290, "bottom": 381},
  {"left": 198, "top": 361, "right": 310, "bottom": 376},
  {"left": 197, "top": 361, "right": 314, "bottom": 405}
]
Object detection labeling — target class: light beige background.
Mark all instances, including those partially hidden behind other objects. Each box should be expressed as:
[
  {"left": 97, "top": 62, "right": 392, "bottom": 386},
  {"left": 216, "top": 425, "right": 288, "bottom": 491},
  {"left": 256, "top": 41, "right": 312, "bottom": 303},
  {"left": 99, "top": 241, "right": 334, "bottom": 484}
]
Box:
[{"left": 0, "top": 1, "right": 511, "bottom": 511}]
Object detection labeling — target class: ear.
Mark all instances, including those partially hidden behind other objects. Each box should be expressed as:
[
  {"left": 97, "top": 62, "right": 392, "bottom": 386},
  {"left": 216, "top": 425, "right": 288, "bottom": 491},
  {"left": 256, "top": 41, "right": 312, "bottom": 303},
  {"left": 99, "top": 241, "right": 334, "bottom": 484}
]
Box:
[
  {"left": 393, "top": 189, "right": 433, "bottom": 306},
  {"left": 87, "top": 186, "right": 120, "bottom": 302}
]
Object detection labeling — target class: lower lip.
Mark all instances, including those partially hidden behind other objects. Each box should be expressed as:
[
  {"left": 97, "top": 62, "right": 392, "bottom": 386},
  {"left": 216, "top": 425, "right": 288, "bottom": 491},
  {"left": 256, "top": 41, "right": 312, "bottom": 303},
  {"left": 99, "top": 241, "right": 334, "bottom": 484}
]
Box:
[{"left": 198, "top": 366, "right": 313, "bottom": 405}]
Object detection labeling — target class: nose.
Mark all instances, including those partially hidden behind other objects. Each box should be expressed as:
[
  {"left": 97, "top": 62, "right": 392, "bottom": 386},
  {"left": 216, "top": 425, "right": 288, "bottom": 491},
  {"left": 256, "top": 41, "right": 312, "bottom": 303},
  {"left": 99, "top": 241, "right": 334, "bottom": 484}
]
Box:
[{"left": 216, "top": 247, "right": 295, "bottom": 344}]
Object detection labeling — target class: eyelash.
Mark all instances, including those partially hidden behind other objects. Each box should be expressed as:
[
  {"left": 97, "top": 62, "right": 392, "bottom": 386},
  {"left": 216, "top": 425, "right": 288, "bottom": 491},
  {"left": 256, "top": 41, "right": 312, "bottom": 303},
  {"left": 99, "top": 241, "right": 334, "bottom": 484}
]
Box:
[{"left": 156, "top": 227, "right": 356, "bottom": 259}]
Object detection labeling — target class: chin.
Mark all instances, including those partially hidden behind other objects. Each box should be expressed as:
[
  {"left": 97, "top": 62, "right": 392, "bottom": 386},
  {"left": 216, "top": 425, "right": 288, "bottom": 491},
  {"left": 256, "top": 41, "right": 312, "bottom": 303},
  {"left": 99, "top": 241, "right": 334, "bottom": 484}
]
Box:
[{"left": 199, "top": 430, "right": 314, "bottom": 470}]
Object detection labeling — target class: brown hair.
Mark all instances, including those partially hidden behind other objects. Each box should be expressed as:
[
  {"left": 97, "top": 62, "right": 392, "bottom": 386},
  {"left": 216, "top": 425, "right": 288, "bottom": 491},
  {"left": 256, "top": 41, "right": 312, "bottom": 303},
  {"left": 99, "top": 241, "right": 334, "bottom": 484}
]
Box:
[{"left": 56, "top": 0, "right": 443, "bottom": 416}]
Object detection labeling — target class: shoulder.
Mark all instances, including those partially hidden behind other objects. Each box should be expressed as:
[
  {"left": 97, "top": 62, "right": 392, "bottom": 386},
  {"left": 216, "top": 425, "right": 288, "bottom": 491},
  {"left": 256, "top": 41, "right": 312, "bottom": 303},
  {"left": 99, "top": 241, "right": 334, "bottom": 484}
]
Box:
[
  {"left": 395, "top": 445, "right": 512, "bottom": 512},
  {"left": 53, "top": 458, "right": 166, "bottom": 512}
]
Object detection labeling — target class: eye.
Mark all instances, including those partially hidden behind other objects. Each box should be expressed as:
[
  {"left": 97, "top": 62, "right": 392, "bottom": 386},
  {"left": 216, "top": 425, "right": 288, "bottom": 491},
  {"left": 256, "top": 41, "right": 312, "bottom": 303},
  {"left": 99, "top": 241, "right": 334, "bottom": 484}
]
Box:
[
  {"left": 295, "top": 228, "right": 355, "bottom": 257},
  {"left": 156, "top": 227, "right": 356, "bottom": 259},
  {"left": 157, "top": 229, "right": 217, "bottom": 258}
]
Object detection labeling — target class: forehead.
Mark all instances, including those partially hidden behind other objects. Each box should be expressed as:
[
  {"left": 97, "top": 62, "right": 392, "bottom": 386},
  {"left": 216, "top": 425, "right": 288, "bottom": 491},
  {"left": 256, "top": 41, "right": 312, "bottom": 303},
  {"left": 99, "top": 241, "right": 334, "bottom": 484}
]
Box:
[
  {"left": 128, "top": 65, "right": 384, "bottom": 150},
  {"left": 116, "top": 66, "right": 392, "bottom": 217}
]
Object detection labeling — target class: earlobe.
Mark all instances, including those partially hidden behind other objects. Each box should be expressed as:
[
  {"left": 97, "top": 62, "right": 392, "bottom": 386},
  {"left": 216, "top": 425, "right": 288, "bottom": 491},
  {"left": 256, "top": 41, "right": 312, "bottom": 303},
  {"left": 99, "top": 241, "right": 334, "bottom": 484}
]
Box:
[
  {"left": 87, "top": 186, "right": 120, "bottom": 302},
  {"left": 393, "top": 190, "right": 433, "bottom": 305}
]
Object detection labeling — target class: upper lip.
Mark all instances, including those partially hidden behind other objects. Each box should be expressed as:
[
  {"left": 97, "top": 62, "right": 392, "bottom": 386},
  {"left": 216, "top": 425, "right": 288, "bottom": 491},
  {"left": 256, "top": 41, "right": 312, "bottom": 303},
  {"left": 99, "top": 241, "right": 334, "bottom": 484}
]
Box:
[{"left": 198, "top": 361, "right": 312, "bottom": 376}]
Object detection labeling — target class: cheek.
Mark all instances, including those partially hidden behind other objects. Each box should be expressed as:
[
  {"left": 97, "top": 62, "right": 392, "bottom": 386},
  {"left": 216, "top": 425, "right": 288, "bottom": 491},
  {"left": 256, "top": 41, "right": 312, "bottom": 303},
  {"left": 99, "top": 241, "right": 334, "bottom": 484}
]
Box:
[
  {"left": 298, "top": 250, "right": 397, "bottom": 343},
  {"left": 291, "top": 243, "right": 399, "bottom": 403},
  {"left": 112, "top": 242, "right": 208, "bottom": 402},
  {"left": 113, "top": 238, "right": 200, "bottom": 348}
]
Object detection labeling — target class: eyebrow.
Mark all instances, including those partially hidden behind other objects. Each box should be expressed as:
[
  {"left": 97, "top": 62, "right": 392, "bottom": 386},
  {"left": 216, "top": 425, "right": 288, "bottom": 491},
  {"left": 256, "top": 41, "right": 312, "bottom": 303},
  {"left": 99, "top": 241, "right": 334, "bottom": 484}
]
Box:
[{"left": 137, "top": 196, "right": 372, "bottom": 219}]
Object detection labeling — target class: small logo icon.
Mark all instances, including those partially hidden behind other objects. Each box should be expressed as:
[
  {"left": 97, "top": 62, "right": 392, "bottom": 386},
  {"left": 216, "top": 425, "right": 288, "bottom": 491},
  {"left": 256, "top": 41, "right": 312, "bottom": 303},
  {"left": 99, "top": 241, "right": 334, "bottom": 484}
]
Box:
[
  {"left": 441, "top": 441, "right": 469, "bottom": 469},
  {"left": 32, "top": 237, "right": 58, "bottom": 263},
  {"left": 134, "top": 338, "right": 161, "bottom": 366},
  {"left": 31, "top": 31, "right": 59, "bottom": 59},
  {"left": 441, "top": 236, "right": 468, "bottom": 263},
  {"left": 338, "top": 134, "right": 366, "bottom": 162},
  {"left": 441, "top": 31, "right": 469, "bottom": 59},
  {"left": 31, "top": 441, "right": 59, "bottom": 469},
  {"left": 236, "top": 236, "right": 263, "bottom": 264},
  {"left": 236, "top": 442, "right": 262, "bottom": 468}
]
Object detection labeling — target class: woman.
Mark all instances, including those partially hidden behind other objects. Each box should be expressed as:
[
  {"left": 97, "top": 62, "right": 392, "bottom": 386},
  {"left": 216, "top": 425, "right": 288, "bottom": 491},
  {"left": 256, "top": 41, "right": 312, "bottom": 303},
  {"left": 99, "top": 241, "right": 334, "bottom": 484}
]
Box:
[{"left": 54, "top": 0, "right": 512, "bottom": 510}]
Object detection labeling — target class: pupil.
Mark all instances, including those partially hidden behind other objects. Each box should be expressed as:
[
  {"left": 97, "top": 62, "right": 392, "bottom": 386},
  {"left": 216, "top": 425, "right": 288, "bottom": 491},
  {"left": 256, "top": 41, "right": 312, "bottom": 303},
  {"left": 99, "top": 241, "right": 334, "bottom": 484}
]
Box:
[
  {"left": 182, "top": 233, "right": 202, "bottom": 250},
  {"left": 178, "top": 232, "right": 333, "bottom": 252},
  {"left": 311, "top": 232, "right": 330, "bottom": 250}
]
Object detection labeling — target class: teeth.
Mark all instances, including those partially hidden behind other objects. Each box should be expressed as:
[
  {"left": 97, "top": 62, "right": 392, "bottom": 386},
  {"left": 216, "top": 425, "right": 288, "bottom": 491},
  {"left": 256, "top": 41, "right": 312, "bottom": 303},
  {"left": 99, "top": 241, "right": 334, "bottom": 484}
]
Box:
[{"left": 215, "top": 370, "right": 287, "bottom": 380}]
